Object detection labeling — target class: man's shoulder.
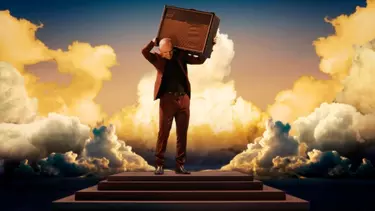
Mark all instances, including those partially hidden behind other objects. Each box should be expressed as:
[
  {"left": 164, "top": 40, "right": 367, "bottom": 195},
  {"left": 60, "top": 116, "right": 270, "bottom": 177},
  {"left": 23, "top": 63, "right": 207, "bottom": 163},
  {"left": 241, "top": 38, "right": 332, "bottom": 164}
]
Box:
[{"left": 153, "top": 52, "right": 163, "bottom": 61}]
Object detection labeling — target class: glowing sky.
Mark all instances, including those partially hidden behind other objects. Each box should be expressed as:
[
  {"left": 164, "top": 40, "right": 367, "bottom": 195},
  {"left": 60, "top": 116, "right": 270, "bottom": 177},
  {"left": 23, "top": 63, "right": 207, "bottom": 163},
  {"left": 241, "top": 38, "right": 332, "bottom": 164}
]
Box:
[{"left": 0, "top": 0, "right": 366, "bottom": 115}]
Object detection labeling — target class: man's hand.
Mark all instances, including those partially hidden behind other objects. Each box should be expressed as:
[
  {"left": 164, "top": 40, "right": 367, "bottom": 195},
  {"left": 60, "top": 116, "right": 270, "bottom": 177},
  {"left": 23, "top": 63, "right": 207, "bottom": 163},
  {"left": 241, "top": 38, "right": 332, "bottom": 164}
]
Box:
[{"left": 152, "top": 37, "right": 159, "bottom": 45}]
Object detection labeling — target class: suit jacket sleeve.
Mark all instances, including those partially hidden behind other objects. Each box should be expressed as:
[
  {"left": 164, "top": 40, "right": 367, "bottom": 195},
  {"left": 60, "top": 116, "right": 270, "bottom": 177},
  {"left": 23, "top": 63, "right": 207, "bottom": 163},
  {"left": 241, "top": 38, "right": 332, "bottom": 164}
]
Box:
[{"left": 142, "top": 41, "right": 157, "bottom": 64}]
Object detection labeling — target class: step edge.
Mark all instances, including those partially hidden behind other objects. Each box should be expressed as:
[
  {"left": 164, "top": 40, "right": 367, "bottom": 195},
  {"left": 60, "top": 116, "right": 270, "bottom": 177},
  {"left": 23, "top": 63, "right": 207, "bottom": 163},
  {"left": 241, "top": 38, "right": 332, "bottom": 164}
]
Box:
[
  {"left": 77, "top": 190, "right": 283, "bottom": 193},
  {"left": 54, "top": 196, "right": 308, "bottom": 204},
  {"left": 98, "top": 181, "right": 265, "bottom": 185}
]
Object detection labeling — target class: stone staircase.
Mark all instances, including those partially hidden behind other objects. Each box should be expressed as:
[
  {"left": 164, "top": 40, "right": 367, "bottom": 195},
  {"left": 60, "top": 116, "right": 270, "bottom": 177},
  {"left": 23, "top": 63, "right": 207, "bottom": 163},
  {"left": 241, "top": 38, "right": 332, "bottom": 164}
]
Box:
[{"left": 52, "top": 170, "right": 309, "bottom": 211}]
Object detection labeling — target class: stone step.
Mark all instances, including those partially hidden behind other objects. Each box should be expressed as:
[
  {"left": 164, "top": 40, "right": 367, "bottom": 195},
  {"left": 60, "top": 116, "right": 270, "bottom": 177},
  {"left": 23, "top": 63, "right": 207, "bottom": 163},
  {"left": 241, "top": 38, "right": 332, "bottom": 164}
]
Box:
[
  {"left": 75, "top": 185, "right": 285, "bottom": 201},
  {"left": 52, "top": 171, "right": 310, "bottom": 211},
  {"left": 52, "top": 194, "right": 309, "bottom": 211},
  {"left": 107, "top": 170, "right": 253, "bottom": 181},
  {"left": 97, "top": 180, "right": 263, "bottom": 191}
]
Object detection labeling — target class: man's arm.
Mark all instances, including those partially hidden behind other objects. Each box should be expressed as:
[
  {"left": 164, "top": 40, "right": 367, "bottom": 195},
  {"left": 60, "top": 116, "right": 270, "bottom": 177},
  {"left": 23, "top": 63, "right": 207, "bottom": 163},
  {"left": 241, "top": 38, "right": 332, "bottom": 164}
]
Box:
[
  {"left": 141, "top": 39, "right": 157, "bottom": 64},
  {"left": 183, "top": 52, "right": 207, "bottom": 65}
]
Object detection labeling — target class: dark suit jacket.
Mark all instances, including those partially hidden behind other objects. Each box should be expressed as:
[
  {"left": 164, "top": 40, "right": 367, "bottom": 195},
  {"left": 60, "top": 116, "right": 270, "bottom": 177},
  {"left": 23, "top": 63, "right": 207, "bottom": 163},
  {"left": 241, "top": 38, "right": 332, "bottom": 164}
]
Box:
[{"left": 142, "top": 41, "right": 206, "bottom": 100}]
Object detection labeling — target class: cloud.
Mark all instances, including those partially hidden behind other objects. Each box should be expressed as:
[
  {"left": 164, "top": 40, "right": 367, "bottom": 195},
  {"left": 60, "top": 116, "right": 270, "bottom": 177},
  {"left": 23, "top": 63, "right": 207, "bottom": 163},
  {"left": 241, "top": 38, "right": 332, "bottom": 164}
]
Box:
[
  {"left": 0, "top": 62, "right": 152, "bottom": 175},
  {"left": 293, "top": 102, "right": 372, "bottom": 152},
  {"left": 335, "top": 39, "right": 375, "bottom": 114},
  {"left": 0, "top": 62, "right": 38, "bottom": 124},
  {"left": 1, "top": 9, "right": 266, "bottom": 152},
  {"left": 81, "top": 124, "right": 154, "bottom": 172},
  {"left": 15, "top": 124, "right": 154, "bottom": 177},
  {"left": 222, "top": 118, "right": 375, "bottom": 177},
  {"left": 267, "top": 77, "right": 341, "bottom": 124},
  {"left": 0, "top": 10, "right": 116, "bottom": 126},
  {"left": 0, "top": 62, "right": 90, "bottom": 160},
  {"left": 356, "top": 158, "right": 375, "bottom": 177},
  {"left": 272, "top": 149, "right": 352, "bottom": 177},
  {"left": 267, "top": 1, "right": 375, "bottom": 124},
  {"left": 313, "top": 0, "right": 375, "bottom": 78},
  {"left": 3, "top": 0, "right": 375, "bottom": 178},
  {"left": 221, "top": 1, "right": 375, "bottom": 178},
  {"left": 0, "top": 10, "right": 51, "bottom": 70},
  {"left": 221, "top": 118, "right": 300, "bottom": 175},
  {"left": 0, "top": 112, "right": 90, "bottom": 160}
]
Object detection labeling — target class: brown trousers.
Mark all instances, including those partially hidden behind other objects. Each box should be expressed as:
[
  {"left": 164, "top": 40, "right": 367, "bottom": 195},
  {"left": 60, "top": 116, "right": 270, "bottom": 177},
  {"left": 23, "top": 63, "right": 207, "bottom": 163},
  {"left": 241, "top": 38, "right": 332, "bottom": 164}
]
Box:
[{"left": 155, "top": 93, "right": 190, "bottom": 167}]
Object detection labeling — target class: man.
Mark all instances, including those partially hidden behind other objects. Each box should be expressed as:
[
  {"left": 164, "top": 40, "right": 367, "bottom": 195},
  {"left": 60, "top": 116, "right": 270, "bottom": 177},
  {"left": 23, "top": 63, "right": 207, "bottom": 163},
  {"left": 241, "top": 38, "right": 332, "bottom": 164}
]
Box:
[{"left": 142, "top": 37, "right": 209, "bottom": 175}]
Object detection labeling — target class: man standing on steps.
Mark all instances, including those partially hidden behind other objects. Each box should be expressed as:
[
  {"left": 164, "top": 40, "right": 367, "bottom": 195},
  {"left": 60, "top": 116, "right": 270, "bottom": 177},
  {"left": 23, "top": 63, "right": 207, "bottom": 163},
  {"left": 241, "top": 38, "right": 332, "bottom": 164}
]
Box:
[{"left": 142, "top": 37, "right": 212, "bottom": 175}]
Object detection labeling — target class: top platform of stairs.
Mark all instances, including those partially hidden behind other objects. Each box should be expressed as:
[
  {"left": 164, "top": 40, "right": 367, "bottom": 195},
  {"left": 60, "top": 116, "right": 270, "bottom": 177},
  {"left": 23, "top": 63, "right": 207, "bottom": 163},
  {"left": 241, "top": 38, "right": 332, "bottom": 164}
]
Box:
[{"left": 107, "top": 170, "right": 254, "bottom": 181}]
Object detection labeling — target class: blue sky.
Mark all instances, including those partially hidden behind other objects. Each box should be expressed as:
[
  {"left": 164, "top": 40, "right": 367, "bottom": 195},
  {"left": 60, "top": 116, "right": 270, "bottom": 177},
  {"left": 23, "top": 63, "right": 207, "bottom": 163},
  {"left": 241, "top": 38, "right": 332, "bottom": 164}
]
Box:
[{"left": 0, "top": 0, "right": 367, "bottom": 112}]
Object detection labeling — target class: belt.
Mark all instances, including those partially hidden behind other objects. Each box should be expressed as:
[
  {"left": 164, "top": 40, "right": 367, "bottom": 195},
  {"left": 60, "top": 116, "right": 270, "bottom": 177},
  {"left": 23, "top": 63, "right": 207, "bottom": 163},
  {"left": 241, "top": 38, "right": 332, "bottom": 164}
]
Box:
[{"left": 167, "top": 91, "right": 186, "bottom": 96}]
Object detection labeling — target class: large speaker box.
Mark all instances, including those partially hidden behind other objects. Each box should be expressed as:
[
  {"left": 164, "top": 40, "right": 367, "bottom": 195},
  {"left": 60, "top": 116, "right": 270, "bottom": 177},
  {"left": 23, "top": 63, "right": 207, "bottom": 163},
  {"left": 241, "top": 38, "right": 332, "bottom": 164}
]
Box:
[{"left": 157, "top": 5, "right": 220, "bottom": 58}]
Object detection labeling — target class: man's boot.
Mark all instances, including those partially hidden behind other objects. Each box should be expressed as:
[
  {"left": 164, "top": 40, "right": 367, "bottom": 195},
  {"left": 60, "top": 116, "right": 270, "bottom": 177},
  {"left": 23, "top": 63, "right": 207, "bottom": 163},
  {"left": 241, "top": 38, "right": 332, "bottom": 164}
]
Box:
[
  {"left": 175, "top": 164, "right": 190, "bottom": 174},
  {"left": 154, "top": 165, "right": 164, "bottom": 175}
]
